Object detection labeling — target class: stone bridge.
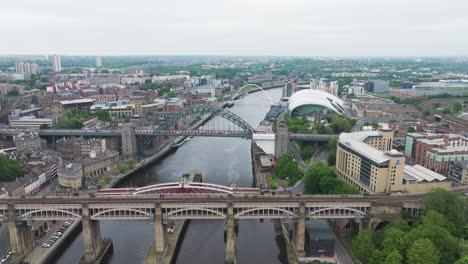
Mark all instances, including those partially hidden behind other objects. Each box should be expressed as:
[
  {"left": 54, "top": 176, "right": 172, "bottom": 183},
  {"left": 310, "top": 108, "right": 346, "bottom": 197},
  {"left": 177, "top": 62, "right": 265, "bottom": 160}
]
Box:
[{"left": 0, "top": 195, "right": 425, "bottom": 263}]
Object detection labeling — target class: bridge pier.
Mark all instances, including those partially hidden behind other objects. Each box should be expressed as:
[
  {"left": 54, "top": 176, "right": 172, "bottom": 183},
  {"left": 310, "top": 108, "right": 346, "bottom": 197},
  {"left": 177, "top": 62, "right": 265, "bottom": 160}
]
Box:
[
  {"left": 121, "top": 123, "right": 137, "bottom": 158},
  {"left": 294, "top": 202, "right": 306, "bottom": 257},
  {"left": 82, "top": 204, "right": 104, "bottom": 263},
  {"left": 225, "top": 203, "right": 236, "bottom": 264},
  {"left": 7, "top": 204, "right": 34, "bottom": 263},
  {"left": 275, "top": 121, "right": 289, "bottom": 157},
  {"left": 154, "top": 203, "right": 167, "bottom": 257}
]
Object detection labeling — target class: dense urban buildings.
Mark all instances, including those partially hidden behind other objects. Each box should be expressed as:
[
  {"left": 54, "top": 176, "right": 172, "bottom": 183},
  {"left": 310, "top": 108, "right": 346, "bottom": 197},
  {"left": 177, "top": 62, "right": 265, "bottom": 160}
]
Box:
[
  {"left": 55, "top": 137, "right": 106, "bottom": 160},
  {"left": 310, "top": 78, "right": 339, "bottom": 96},
  {"left": 404, "top": 132, "right": 468, "bottom": 176},
  {"left": 13, "top": 132, "right": 47, "bottom": 155},
  {"left": 15, "top": 63, "right": 39, "bottom": 74},
  {"left": 336, "top": 129, "right": 450, "bottom": 193}
]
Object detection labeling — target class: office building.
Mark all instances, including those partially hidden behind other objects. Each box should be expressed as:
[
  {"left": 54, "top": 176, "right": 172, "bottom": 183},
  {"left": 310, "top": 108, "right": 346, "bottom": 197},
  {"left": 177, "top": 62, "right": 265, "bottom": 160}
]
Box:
[
  {"left": 310, "top": 78, "right": 339, "bottom": 96},
  {"left": 51, "top": 55, "right": 62, "bottom": 72},
  {"left": 96, "top": 56, "right": 102, "bottom": 67},
  {"left": 15, "top": 63, "right": 39, "bottom": 74},
  {"left": 404, "top": 133, "right": 468, "bottom": 176},
  {"left": 283, "top": 80, "right": 297, "bottom": 97},
  {"left": 364, "top": 80, "right": 389, "bottom": 94},
  {"left": 449, "top": 160, "right": 468, "bottom": 185},
  {"left": 9, "top": 116, "right": 54, "bottom": 129},
  {"left": 336, "top": 129, "right": 450, "bottom": 193}
]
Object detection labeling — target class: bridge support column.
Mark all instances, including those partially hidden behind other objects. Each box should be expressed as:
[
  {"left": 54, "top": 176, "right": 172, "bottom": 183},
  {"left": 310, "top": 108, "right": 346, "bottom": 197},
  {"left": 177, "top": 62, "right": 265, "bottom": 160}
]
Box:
[
  {"left": 294, "top": 202, "right": 306, "bottom": 257},
  {"left": 7, "top": 204, "right": 34, "bottom": 262},
  {"left": 121, "top": 123, "right": 137, "bottom": 158},
  {"left": 225, "top": 202, "right": 236, "bottom": 264},
  {"left": 154, "top": 203, "right": 167, "bottom": 257},
  {"left": 82, "top": 204, "right": 103, "bottom": 263},
  {"left": 275, "top": 121, "right": 289, "bottom": 157}
]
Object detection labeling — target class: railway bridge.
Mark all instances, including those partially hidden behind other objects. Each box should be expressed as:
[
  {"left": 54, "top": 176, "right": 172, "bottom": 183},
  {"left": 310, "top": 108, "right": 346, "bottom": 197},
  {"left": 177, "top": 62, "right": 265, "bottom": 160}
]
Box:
[{"left": 0, "top": 194, "right": 425, "bottom": 263}]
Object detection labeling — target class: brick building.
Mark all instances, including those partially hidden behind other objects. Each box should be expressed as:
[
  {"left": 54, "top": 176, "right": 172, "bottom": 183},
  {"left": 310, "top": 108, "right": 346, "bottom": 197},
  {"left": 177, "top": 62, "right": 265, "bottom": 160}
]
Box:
[{"left": 404, "top": 133, "right": 468, "bottom": 175}]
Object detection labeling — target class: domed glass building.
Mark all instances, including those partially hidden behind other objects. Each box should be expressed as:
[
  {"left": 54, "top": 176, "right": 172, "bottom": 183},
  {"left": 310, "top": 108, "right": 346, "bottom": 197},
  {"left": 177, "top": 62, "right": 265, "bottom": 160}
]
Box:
[{"left": 288, "top": 89, "right": 345, "bottom": 117}]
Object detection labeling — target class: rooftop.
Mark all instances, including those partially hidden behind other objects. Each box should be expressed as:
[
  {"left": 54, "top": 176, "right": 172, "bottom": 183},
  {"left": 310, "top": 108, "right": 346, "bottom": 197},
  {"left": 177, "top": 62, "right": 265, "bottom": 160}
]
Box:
[
  {"left": 339, "top": 131, "right": 392, "bottom": 164},
  {"left": 403, "top": 165, "right": 447, "bottom": 182},
  {"left": 355, "top": 102, "right": 418, "bottom": 111},
  {"left": 60, "top": 99, "right": 95, "bottom": 105}
]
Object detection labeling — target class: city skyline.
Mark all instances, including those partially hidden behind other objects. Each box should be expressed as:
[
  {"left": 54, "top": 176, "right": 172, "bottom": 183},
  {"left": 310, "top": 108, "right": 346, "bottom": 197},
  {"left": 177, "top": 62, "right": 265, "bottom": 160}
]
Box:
[{"left": 1, "top": 0, "right": 468, "bottom": 57}]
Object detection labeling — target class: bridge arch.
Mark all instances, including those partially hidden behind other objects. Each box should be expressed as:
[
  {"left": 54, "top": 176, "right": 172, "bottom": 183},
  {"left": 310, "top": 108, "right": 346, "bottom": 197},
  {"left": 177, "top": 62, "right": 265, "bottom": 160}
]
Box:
[
  {"left": 309, "top": 207, "right": 367, "bottom": 218},
  {"left": 158, "top": 104, "right": 255, "bottom": 132},
  {"left": 139, "top": 105, "right": 255, "bottom": 154},
  {"left": 232, "top": 84, "right": 274, "bottom": 104},
  {"left": 235, "top": 207, "right": 296, "bottom": 218},
  {"left": 20, "top": 209, "right": 81, "bottom": 219},
  {"left": 166, "top": 207, "right": 226, "bottom": 218},
  {"left": 91, "top": 208, "right": 151, "bottom": 219}
]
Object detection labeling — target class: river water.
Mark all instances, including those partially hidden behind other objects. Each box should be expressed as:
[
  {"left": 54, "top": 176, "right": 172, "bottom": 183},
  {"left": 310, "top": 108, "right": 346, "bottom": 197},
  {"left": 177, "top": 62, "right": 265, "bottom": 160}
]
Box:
[{"left": 53, "top": 87, "right": 287, "bottom": 264}]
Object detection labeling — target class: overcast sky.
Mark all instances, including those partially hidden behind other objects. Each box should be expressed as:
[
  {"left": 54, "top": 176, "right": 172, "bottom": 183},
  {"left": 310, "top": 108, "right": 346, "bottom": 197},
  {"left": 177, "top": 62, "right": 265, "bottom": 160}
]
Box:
[{"left": 2, "top": 0, "right": 467, "bottom": 56}]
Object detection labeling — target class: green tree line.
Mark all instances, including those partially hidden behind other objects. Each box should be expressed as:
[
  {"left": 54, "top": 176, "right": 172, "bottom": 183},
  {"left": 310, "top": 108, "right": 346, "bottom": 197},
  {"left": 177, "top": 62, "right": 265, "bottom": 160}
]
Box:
[{"left": 350, "top": 189, "right": 468, "bottom": 264}]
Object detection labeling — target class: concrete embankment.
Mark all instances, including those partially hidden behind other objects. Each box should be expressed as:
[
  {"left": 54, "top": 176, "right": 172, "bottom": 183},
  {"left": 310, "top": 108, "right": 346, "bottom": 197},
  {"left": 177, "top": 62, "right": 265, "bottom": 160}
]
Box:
[
  {"left": 144, "top": 219, "right": 189, "bottom": 264},
  {"left": 24, "top": 220, "right": 82, "bottom": 264}
]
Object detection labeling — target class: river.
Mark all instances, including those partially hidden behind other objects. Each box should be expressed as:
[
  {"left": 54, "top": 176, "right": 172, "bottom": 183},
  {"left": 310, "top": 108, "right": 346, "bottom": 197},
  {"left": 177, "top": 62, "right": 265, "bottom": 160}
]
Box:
[{"left": 53, "top": 87, "right": 287, "bottom": 264}]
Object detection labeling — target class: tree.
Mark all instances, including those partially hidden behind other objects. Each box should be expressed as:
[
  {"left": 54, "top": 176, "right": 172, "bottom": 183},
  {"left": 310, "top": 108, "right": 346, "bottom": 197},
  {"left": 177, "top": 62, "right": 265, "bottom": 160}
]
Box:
[
  {"left": 442, "top": 108, "right": 452, "bottom": 115},
  {"left": 299, "top": 143, "right": 315, "bottom": 160},
  {"left": 303, "top": 161, "right": 334, "bottom": 194},
  {"left": 381, "top": 228, "right": 409, "bottom": 253},
  {"left": 327, "top": 151, "right": 336, "bottom": 165},
  {"left": 425, "top": 188, "right": 466, "bottom": 226},
  {"left": 0, "top": 154, "right": 24, "bottom": 182},
  {"left": 406, "top": 239, "right": 440, "bottom": 264},
  {"left": 421, "top": 210, "right": 454, "bottom": 231},
  {"left": 125, "top": 158, "right": 137, "bottom": 169},
  {"left": 6, "top": 90, "right": 19, "bottom": 96},
  {"left": 423, "top": 110, "right": 431, "bottom": 116},
  {"left": 351, "top": 229, "right": 375, "bottom": 263},
  {"left": 369, "top": 249, "right": 386, "bottom": 264},
  {"left": 101, "top": 69, "right": 109, "bottom": 73},
  {"left": 407, "top": 127, "right": 416, "bottom": 133},
  {"left": 328, "top": 136, "right": 339, "bottom": 150},
  {"left": 409, "top": 224, "right": 460, "bottom": 264},
  {"left": 453, "top": 101, "right": 463, "bottom": 113},
  {"left": 329, "top": 182, "right": 360, "bottom": 194},
  {"left": 17, "top": 103, "right": 27, "bottom": 110},
  {"left": 95, "top": 109, "right": 111, "bottom": 122},
  {"left": 372, "top": 120, "right": 380, "bottom": 128},
  {"left": 384, "top": 250, "right": 402, "bottom": 264},
  {"left": 146, "top": 112, "right": 154, "bottom": 116},
  {"left": 319, "top": 177, "right": 341, "bottom": 194},
  {"left": 39, "top": 124, "right": 50, "bottom": 129},
  {"left": 453, "top": 256, "right": 468, "bottom": 264},
  {"left": 275, "top": 154, "right": 301, "bottom": 181}
]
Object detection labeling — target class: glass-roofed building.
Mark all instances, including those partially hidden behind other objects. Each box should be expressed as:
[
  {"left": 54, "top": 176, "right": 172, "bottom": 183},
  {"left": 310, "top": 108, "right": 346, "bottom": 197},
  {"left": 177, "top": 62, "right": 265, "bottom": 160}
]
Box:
[{"left": 287, "top": 89, "right": 345, "bottom": 117}]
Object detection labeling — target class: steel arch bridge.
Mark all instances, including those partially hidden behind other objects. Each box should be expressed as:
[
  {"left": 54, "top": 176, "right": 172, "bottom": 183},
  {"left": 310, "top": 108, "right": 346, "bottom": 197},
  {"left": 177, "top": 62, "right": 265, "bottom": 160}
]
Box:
[
  {"left": 139, "top": 105, "right": 256, "bottom": 153},
  {"left": 95, "top": 182, "right": 261, "bottom": 196}
]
